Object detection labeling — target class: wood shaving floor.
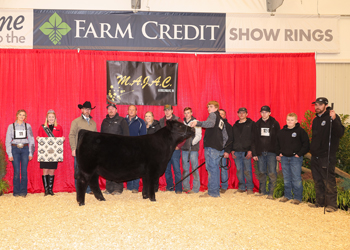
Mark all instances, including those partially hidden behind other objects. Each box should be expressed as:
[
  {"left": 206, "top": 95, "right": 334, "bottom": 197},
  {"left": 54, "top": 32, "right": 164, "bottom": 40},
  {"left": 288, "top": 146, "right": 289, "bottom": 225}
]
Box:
[{"left": 1, "top": 190, "right": 349, "bottom": 249}]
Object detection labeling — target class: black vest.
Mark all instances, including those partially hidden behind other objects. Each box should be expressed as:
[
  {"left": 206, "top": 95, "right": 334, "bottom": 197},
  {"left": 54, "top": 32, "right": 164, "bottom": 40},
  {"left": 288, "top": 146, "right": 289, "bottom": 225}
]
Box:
[{"left": 203, "top": 111, "right": 223, "bottom": 151}]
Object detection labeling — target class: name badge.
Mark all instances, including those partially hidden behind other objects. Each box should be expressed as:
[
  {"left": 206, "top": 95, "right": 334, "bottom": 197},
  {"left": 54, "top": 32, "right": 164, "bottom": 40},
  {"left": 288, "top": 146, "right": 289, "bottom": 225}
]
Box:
[
  {"left": 219, "top": 119, "right": 224, "bottom": 130},
  {"left": 261, "top": 128, "right": 270, "bottom": 136},
  {"left": 15, "top": 129, "right": 27, "bottom": 139}
]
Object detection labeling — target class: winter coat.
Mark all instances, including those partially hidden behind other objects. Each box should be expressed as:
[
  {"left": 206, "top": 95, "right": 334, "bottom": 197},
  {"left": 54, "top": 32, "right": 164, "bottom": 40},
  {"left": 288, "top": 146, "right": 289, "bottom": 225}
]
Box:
[
  {"left": 310, "top": 107, "right": 344, "bottom": 159},
  {"left": 125, "top": 115, "right": 147, "bottom": 136},
  {"left": 69, "top": 116, "right": 97, "bottom": 151},
  {"left": 101, "top": 113, "right": 129, "bottom": 136},
  {"left": 147, "top": 120, "right": 161, "bottom": 135}
]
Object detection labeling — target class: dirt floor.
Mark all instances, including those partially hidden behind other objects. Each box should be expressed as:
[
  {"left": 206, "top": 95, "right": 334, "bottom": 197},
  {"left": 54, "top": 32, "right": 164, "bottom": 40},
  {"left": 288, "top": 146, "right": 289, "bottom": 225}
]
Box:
[{"left": 1, "top": 189, "right": 349, "bottom": 249}]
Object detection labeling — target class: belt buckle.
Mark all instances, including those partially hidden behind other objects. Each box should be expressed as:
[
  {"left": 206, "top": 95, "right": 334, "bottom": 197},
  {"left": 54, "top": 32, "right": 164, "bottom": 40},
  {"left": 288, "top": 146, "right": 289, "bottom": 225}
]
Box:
[{"left": 17, "top": 143, "right": 24, "bottom": 149}]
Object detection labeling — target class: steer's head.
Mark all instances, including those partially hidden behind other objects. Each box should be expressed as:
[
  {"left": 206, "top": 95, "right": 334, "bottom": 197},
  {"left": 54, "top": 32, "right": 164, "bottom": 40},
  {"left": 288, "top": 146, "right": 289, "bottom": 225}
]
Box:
[{"left": 166, "top": 120, "right": 195, "bottom": 144}]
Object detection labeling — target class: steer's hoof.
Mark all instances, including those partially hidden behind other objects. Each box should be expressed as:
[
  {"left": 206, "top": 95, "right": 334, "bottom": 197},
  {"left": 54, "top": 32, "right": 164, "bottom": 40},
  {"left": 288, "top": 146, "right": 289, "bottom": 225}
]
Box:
[
  {"left": 98, "top": 198, "right": 106, "bottom": 201},
  {"left": 79, "top": 202, "right": 85, "bottom": 206},
  {"left": 150, "top": 198, "right": 156, "bottom": 202},
  {"left": 142, "top": 194, "right": 148, "bottom": 199}
]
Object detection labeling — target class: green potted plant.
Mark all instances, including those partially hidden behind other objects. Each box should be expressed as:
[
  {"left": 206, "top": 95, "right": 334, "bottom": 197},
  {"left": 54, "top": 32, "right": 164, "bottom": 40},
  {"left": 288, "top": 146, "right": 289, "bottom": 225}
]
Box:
[{"left": 0, "top": 139, "right": 10, "bottom": 196}]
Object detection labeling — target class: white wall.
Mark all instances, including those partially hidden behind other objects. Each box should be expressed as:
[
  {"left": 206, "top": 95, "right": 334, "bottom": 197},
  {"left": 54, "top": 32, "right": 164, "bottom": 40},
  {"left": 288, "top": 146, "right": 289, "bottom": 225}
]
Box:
[{"left": 1, "top": 0, "right": 350, "bottom": 61}]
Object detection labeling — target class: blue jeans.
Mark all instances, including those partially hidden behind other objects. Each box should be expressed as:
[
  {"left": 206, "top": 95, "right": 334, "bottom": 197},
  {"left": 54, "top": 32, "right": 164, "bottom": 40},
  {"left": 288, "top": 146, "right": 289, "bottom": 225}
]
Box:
[
  {"left": 220, "top": 155, "right": 229, "bottom": 190},
  {"left": 234, "top": 152, "right": 254, "bottom": 191},
  {"left": 204, "top": 147, "right": 221, "bottom": 197},
  {"left": 258, "top": 152, "right": 277, "bottom": 195},
  {"left": 281, "top": 156, "right": 303, "bottom": 201},
  {"left": 127, "top": 179, "right": 140, "bottom": 191},
  {"left": 74, "top": 157, "right": 91, "bottom": 193},
  {"left": 11, "top": 146, "right": 29, "bottom": 196},
  {"left": 165, "top": 150, "right": 182, "bottom": 192},
  {"left": 182, "top": 151, "right": 200, "bottom": 193}
]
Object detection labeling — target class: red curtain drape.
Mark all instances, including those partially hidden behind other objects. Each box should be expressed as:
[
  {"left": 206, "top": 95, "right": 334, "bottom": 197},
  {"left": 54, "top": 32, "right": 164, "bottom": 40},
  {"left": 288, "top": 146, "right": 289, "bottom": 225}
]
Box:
[{"left": 0, "top": 49, "right": 316, "bottom": 193}]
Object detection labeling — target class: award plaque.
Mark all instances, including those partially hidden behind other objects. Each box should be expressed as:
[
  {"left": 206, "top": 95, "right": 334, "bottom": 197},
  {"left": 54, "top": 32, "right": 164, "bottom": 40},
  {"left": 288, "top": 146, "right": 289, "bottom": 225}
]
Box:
[{"left": 37, "top": 137, "right": 64, "bottom": 162}]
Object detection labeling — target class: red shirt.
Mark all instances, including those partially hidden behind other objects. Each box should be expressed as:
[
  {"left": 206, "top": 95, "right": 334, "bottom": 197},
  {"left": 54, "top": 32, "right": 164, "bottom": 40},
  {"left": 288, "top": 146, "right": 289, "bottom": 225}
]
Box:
[{"left": 38, "top": 124, "right": 63, "bottom": 137}]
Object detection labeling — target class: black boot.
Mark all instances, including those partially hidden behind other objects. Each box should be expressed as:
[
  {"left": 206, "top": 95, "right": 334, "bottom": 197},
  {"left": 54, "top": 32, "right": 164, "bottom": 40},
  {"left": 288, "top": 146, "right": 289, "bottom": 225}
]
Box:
[
  {"left": 42, "top": 175, "right": 49, "bottom": 196},
  {"left": 48, "top": 175, "right": 55, "bottom": 196}
]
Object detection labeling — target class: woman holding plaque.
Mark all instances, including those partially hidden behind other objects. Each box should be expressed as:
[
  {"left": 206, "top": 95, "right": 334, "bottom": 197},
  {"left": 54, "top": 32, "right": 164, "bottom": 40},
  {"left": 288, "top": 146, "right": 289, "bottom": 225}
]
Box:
[
  {"left": 37, "top": 109, "right": 64, "bottom": 196},
  {"left": 5, "top": 110, "right": 35, "bottom": 197}
]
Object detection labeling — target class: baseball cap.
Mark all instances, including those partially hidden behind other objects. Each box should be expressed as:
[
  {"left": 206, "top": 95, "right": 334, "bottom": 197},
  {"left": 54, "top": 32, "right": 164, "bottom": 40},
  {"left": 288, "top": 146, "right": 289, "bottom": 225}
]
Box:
[
  {"left": 237, "top": 107, "right": 248, "bottom": 113},
  {"left": 260, "top": 106, "right": 271, "bottom": 112},
  {"left": 164, "top": 104, "right": 173, "bottom": 110},
  {"left": 312, "top": 97, "right": 328, "bottom": 105},
  {"left": 107, "top": 103, "right": 117, "bottom": 109}
]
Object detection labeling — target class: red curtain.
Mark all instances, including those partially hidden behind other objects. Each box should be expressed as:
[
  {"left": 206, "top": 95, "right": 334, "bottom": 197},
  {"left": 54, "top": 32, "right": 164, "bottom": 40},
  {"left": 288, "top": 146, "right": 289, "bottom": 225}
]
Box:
[{"left": 0, "top": 49, "right": 316, "bottom": 193}]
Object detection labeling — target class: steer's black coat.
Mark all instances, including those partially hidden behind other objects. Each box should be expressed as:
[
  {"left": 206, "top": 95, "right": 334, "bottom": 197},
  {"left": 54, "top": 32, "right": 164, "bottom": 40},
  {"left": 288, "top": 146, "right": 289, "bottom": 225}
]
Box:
[{"left": 76, "top": 120, "right": 194, "bottom": 206}]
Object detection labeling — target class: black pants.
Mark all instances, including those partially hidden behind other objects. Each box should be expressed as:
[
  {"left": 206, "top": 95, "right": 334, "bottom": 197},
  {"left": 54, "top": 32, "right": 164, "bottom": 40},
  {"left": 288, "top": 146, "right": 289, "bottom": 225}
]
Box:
[
  {"left": 311, "top": 156, "right": 337, "bottom": 208},
  {"left": 106, "top": 180, "right": 123, "bottom": 193}
]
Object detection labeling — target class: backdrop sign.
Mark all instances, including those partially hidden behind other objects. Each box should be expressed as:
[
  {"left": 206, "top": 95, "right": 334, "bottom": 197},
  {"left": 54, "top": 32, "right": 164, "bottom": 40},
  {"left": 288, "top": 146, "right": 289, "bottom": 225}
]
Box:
[
  {"left": 226, "top": 14, "right": 339, "bottom": 53},
  {"left": 0, "top": 9, "right": 33, "bottom": 49},
  {"left": 33, "top": 10, "right": 225, "bottom": 52},
  {"left": 107, "top": 61, "right": 178, "bottom": 106}
]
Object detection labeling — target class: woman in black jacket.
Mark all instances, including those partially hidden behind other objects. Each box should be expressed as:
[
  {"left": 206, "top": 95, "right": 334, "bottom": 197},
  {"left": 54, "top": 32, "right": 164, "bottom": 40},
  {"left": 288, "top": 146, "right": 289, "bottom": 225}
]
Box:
[{"left": 145, "top": 111, "right": 161, "bottom": 134}]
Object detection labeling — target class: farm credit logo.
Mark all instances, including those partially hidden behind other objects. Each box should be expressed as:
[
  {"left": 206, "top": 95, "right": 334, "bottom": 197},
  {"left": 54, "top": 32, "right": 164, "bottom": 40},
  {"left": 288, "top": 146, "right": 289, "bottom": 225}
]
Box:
[{"left": 39, "top": 13, "right": 71, "bottom": 45}]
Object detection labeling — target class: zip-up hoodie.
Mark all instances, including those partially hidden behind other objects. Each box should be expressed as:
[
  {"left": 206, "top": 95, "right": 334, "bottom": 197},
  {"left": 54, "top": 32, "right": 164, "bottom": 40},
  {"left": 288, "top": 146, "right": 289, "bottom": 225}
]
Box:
[
  {"left": 276, "top": 123, "right": 310, "bottom": 157},
  {"left": 310, "top": 107, "right": 344, "bottom": 159},
  {"left": 252, "top": 116, "right": 280, "bottom": 156}
]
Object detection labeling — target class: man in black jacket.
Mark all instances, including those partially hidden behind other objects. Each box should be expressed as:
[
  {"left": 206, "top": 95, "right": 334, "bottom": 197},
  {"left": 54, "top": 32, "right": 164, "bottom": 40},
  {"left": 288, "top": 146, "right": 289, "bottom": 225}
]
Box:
[
  {"left": 309, "top": 97, "right": 344, "bottom": 212},
  {"left": 219, "top": 109, "right": 233, "bottom": 193},
  {"left": 101, "top": 104, "right": 129, "bottom": 195},
  {"left": 276, "top": 113, "right": 310, "bottom": 205},
  {"left": 231, "top": 107, "right": 255, "bottom": 195},
  {"left": 252, "top": 106, "right": 280, "bottom": 199}
]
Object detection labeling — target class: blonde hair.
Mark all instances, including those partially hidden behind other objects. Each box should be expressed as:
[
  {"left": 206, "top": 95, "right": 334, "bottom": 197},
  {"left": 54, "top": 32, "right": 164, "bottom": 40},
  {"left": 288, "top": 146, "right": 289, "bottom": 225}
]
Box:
[
  {"left": 287, "top": 113, "right": 298, "bottom": 120},
  {"left": 145, "top": 111, "right": 154, "bottom": 123},
  {"left": 207, "top": 101, "right": 219, "bottom": 109},
  {"left": 44, "top": 110, "right": 58, "bottom": 127},
  {"left": 16, "top": 109, "right": 27, "bottom": 122}
]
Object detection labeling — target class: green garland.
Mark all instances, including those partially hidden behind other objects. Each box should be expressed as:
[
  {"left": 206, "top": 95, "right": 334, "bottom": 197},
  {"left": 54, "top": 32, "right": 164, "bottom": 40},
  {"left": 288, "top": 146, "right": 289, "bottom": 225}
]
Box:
[{"left": 0, "top": 140, "right": 10, "bottom": 194}]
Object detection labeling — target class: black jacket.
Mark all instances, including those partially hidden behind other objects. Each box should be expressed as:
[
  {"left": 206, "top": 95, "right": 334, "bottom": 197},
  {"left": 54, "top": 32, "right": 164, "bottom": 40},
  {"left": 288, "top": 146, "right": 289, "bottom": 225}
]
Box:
[
  {"left": 276, "top": 123, "right": 310, "bottom": 157},
  {"left": 182, "top": 116, "right": 201, "bottom": 151},
  {"left": 223, "top": 118, "right": 233, "bottom": 153},
  {"left": 232, "top": 118, "right": 255, "bottom": 152},
  {"left": 310, "top": 107, "right": 344, "bottom": 159},
  {"left": 101, "top": 113, "right": 129, "bottom": 136},
  {"left": 147, "top": 120, "right": 161, "bottom": 135},
  {"left": 252, "top": 116, "right": 280, "bottom": 156}
]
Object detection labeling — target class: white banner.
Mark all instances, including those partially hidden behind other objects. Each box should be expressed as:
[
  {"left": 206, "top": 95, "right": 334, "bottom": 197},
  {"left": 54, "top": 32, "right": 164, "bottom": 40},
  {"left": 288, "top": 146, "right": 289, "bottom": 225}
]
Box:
[
  {"left": 226, "top": 14, "right": 339, "bottom": 53},
  {"left": 0, "top": 9, "right": 33, "bottom": 49}
]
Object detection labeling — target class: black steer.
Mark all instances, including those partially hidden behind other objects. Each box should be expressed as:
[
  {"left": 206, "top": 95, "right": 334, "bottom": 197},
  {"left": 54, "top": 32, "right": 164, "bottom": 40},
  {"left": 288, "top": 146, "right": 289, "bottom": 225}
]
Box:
[{"left": 75, "top": 120, "right": 195, "bottom": 206}]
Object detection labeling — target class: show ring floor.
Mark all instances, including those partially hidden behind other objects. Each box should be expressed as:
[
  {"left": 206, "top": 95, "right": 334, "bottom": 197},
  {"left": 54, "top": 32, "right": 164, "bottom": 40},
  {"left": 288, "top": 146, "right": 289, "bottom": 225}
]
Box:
[{"left": 1, "top": 189, "right": 349, "bottom": 249}]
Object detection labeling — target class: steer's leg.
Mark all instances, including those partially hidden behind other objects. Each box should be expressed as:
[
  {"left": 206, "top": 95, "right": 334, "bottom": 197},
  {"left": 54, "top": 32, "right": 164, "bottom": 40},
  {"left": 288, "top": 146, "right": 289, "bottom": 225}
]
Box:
[
  {"left": 90, "top": 173, "right": 105, "bottom": 201},
  {"left": 142, "top": 174, "right": 149, "bottom": 199},
  {"left": 148, "top": 170, "right": 157, "bottom": 202},
  {"left": 76, "top": 173, "right": 88, "bottom": 206}
]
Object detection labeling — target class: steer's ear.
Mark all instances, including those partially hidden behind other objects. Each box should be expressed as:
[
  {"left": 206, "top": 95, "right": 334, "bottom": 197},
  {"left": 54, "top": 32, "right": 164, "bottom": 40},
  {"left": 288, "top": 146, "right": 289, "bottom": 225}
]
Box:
[{"left": 166, "top": 120, "right": 173, "bottom": 129}]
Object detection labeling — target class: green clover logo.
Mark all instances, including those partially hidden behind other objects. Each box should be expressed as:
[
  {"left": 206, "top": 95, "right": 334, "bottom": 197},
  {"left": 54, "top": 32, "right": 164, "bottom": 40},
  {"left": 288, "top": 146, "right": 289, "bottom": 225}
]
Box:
[{"left": 39, "top": 13, "right": 71, "bottom": 45}]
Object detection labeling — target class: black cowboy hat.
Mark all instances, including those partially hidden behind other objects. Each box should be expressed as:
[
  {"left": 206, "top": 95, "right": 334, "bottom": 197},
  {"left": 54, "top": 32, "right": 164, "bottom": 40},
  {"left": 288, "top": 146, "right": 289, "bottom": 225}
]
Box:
[{"left": 78, "top": 101, "right": 96, "bottom": 110}]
